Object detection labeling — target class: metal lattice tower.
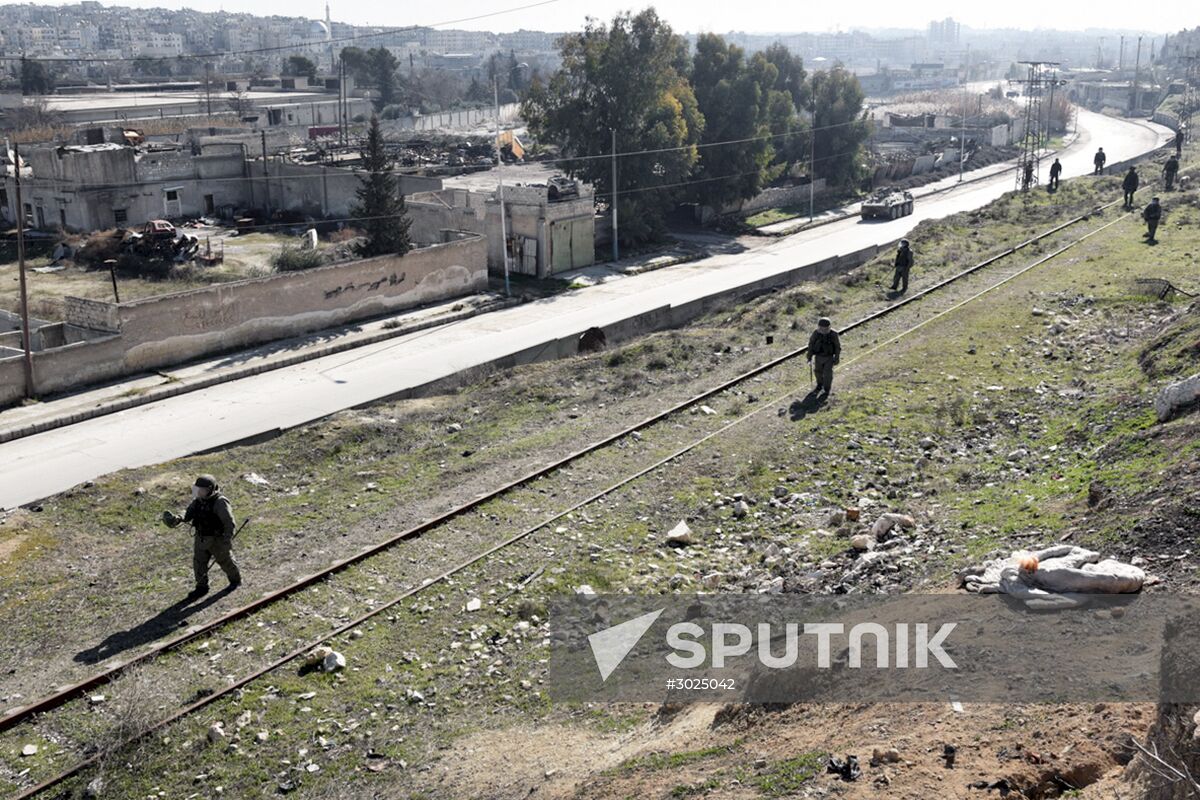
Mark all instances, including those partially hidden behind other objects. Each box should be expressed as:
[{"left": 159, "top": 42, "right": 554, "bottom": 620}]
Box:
[
  {"left": 1182, "top": 53, "right": 1199, "bottom": 146},
  {"left": 1008, "top": 62, "right": 1061, "bottom": 192}
]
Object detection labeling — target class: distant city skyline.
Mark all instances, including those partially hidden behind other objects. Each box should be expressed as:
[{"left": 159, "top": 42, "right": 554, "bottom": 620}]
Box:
[{"left": 3, "top": 0, "right": 1186, "bottom": 35}]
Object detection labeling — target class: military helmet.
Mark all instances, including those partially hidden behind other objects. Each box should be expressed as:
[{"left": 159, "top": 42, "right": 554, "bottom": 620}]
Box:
[
  {"left": 194, "top": 474, "right": 218, "bottom": 490},
  {"left": 817, "top": 317, "right": 832, "bottom": 328},
  {"left": 900, "top": 239, "right": 909, "bottom": 246}
]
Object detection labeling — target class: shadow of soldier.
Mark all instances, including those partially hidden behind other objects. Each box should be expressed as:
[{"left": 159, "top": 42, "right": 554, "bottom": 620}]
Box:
[
  {"left": 787, "top": 389, "right": 828, "bottom": 421},
  {"left": 73, "top": 586, "right": 237, "bottom": 665}
]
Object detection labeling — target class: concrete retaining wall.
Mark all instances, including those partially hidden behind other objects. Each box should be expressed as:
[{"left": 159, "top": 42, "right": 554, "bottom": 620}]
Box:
[{"left": 1, "top": 234, "right": 487, "bottom": 405}]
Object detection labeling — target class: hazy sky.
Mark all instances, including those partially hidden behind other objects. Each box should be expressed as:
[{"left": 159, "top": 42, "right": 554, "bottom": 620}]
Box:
[{"left": 43, "top": 0, "right": 1195, "bottom": 34}]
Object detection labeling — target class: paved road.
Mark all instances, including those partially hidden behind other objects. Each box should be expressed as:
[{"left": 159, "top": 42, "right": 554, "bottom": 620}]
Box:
[{"left": 0, "top": 109, "right": 1171, "bottom": 510}]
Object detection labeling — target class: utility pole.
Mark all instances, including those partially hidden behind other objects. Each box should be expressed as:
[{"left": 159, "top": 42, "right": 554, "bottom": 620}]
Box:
[
  {"left": 493, "top": 78, "right": 510, "bottom": 296},
  {"left": 610, "top": 128, "right": 618, "bottom": 262},
  {"left": 960, "top": 44, "right": 970, "bottom": 182},
  {"left": 339, "top": 57, "right": 346, "bottom": 148},
  {"left": 1119, "top": 35, "right": 1125, "bottom": 71},
  {"left": 808, "top": 125, "right": 815, "bottom": 222},
  {"left": 261, "top": 130, "right": 271, "bottom": 215},
  {"left": 1132, "top": 36, "right": 1143, "bottom": 115},
  {"left": 11, "top": 140, "right": 35, "bottom": 399},
  {"left": 204, "top": 61, "right": 212, "bottom": 117}
]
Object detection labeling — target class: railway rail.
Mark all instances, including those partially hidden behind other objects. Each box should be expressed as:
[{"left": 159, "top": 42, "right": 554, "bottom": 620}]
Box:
[{"left": 5, "top": 192, "right": 1142, "bottom": 798}]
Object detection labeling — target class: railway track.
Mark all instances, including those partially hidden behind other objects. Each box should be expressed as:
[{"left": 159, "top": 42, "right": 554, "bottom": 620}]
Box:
[{"left": 4, "top": 193, "right": 1139, "bottom": 798}]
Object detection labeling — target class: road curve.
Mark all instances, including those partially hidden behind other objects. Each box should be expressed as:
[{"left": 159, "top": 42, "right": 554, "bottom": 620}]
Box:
[{"left": 0, "top": 109, "right": 1172, "bottom": 510}]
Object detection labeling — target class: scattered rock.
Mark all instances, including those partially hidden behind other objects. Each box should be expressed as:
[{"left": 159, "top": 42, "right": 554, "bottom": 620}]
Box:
[
  {"left": 207, "top": 723, "right": 225, "bottom": 743},
  {"left": 699, "top": 405, "right": 717, "bottom": 416},
  {"left": 84, "top": 777, "right": 104, "bottom": 799},
  {"left": 242, "top": 473, "right": 270, "bottom": 487},
  {"left": 446, "top": 423, "right": 463, "bottom": 433},
  {"left": 322, "top": 651, "right": 346, "bottom": 673},
  {"left": 850, "top": 534, "right": 873, "bottom": 552},
  {"left": 872, "top": 747, "right": 901, "bottom": 765},
  {"left": 701, "top": 572, "right": 724, "bottom": 590},
  {"left": 665, "top": 521, "right": 694, "bottom": 546},
  {"left": 304, "top": 646, "right": 334, "bottom": 667},
  {"left": 844, "top": 507, "right": 861, "bottom": 522},
  {"left": 88, "top": 694, "right": 106, "bottom": 705},
  {"left": 575, "top": 584, "right": 596, "bottom": 596},
  {"left": 465, "top": 598, "right": 482, "bottom": 612},
  {"left": 255, "top": 731, "right": 269, "bottom": 744},
  {"left": 1007, "top": 448, "right": 1028, "bottom": 462},
  {"left": 21, "top": 743, "right": 37, "bottom": 757},
  {"left": 732, "top": 501, "right": 750, "bottom": 519},
  {"left": 919, "top": 437, "right": 937, "bottom": 451},
  {"left": 1155, "top": 373, "right": 1200, "bottom": 422},
  {"left": 773, "top": 486, "right": 789, "bottom": 499}
]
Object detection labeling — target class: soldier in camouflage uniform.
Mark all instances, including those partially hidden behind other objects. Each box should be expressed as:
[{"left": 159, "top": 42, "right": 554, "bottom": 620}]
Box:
[
  {"left": 164, "top": 475, "right": 241, "bottom": 598},
  {"left": 807, "top": 318, "right": 842, "bottom": 397}
]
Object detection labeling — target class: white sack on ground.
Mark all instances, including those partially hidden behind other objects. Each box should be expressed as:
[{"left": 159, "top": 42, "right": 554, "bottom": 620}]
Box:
[{"left": 961, "top": 545, "right": 1145, "bottom": 609}]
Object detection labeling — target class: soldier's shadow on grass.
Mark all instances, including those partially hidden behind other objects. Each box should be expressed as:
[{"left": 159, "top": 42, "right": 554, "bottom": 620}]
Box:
[
  {"left": 73, "top": 586, "right": 237, "bottom": 665},
  {"left": 787, "top": 389, "right": 828, "bottom": 421}
]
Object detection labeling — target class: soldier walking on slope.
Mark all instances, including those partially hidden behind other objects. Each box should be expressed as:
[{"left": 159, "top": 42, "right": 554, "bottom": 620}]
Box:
[
  {"left": 1176, "top": 128, "right": 1185, "bottom": 158},
  {"left": 891, "top": 239, "right": 914, "bottom": 294},
  {"left": 163, "top": 475, "right": 242, "bottom": 599},
  {"left": 1122, "top": 167, "right": 1139, "bottom": 210},
  {"left": 1143, "top": 197, "right": 1163, "bottom": 244},
  {"left": 1164, "top": 155, "right": 1179, "bottom": 191},
  {"left": 1048, "top": 158, "right": 1062, "bottom": 191},
  {"left": 1093, "top": 147, "right": 1107, "bottom": 175},
  {"left": 806, "top": 318, "right": 841, "bottom": 397}
]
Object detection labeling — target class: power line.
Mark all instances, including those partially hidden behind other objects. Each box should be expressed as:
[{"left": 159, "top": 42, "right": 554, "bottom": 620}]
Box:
[{"left": 0, "top": 0, "right": 563, "bottom": 64}]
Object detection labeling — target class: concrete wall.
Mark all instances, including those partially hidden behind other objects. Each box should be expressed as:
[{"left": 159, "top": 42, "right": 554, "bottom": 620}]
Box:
[
  {"left": 385, "top": 103, "right": 520, "bottom": 133},
  {"left": 251, "top": 162, "right": 445, "bottom": 220},
  {"left": 0, "top": 234, "right": 487, "bottom": 405}
]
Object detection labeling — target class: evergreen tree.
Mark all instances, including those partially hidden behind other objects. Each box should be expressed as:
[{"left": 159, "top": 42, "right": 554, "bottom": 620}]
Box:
[{"left": 351, "top": 115, "right": 412, "bottom": 258}]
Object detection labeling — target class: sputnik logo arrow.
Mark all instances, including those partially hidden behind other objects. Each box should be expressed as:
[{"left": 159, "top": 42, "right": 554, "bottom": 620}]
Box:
[{"left": 588, "top": 608, "right": 665, "bottom": 682}]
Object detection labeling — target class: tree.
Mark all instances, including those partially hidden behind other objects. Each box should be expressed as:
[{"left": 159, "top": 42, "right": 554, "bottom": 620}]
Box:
[
  {"left": 284, "top": 55, "right": 318, "bottom": 79},
  {"left": 368, "top": 48, "right": 400, "bottom": 109},
  {"left": 227, "top": 88, "right": 251, "bottom": 117},
  {"left": 522, "top": 9, "right": 703, "bottom": 245},
  {"left": 340, "top": 47, "right": 370, "bottom": 83},
  {"left": 809, "top": 66, "right": 871, "bottom": 188},
  {"left": 20, "top": 58, "right": 54, "bottom": 95},
  {"left": 688, "top": 34, "right": 774, "bottom": 210},
  {"left": 351, "top": 115, "right": 412, "bottom": 258}
]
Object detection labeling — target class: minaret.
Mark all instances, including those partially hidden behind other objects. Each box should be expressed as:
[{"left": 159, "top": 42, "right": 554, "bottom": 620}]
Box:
[{"left": 325, "top": 2, "right": 333, "bottom": 66}]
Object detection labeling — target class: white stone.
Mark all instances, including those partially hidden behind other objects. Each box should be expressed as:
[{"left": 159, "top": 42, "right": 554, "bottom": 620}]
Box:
[
  {"left": 851, "top": 534, "right": 873, "bottom": 551},
  {"left": 1155, "top": 373, "right": 1200, "bottom": 422},
  {"left": 665, "top": 520, "right": 693, "bottom": 546},
  {"left": 242, "top": 472, "right": 270, "bottom": 487},
  {"left": 322, "top": 652, "right": 346, "bottom": 673},
  {"left": 21, "top": 744, "right": 37, "bottom": 757},
  {"left": 700, "top": 405, "right": 717, "bottom": 416},
  {"left": 207, "top": 723, "right": 225, "bottom": 743},
  {"left": 465, "top": 598, "right": 482, "bottom": 612},
  {"left": 574, "top": 584, "right": 596, "bottom": 595}
]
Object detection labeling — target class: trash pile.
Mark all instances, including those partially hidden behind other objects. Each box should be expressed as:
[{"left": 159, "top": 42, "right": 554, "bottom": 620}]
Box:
[{"left": 960, "top": 545, "right": 1146, "bottom": 609}]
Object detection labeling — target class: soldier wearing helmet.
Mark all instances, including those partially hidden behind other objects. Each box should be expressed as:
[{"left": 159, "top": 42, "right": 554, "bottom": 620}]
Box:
[{"left": 163, "top": 475, "right": 241, "bottom": 598}]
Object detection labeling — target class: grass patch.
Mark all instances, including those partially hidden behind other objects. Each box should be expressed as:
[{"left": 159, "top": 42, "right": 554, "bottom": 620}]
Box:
[{"left": 752, "top": 752, "right": 825, "bottom": 796}]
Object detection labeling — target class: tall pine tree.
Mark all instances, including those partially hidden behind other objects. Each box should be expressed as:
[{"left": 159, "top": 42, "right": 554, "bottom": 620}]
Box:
[{"left": 352, "top": 115, "right": 412, "bottom": 258}]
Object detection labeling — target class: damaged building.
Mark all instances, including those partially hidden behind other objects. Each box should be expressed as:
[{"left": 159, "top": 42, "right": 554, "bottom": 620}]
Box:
[{"left": 407, "top": 173, "right": 596, "bottom": 278}]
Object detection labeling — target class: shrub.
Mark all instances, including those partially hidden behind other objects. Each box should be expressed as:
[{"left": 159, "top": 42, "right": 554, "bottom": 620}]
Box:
[{"left": 271, "top": 245, "right": 326, "bottom": 272}]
